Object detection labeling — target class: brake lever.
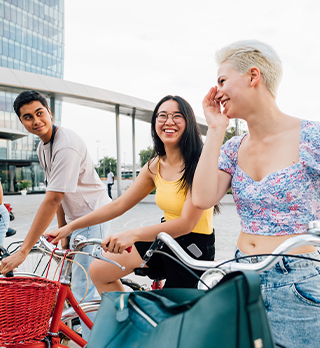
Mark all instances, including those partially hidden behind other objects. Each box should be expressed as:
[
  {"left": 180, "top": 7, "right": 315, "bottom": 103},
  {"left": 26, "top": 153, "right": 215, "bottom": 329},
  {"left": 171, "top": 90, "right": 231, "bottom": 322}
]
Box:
[
  {"left": 140, "top": 238, "right": 164, "bottom": 268},
  {"left": 91, "top": 245, "right": 126, "bottom": 271}
]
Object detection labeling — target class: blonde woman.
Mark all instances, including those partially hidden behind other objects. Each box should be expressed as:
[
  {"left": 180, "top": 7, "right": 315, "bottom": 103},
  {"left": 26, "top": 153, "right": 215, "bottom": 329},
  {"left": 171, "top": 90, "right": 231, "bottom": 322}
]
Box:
[{"left": 192, "top": 40, "right": 320, "bottom": 347}]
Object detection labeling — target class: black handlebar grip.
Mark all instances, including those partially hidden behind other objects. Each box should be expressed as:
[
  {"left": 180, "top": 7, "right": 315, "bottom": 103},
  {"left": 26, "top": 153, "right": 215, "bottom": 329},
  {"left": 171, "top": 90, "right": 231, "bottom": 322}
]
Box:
[{"left": 0, "top": 246, "right": 14, "bottom": 277}]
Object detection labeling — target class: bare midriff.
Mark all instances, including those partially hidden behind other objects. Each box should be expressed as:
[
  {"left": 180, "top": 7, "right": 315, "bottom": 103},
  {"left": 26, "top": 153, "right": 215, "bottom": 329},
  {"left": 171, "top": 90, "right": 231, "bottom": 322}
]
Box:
[{"left": 237, "top": 231, "right": 316, "bottom": 255}]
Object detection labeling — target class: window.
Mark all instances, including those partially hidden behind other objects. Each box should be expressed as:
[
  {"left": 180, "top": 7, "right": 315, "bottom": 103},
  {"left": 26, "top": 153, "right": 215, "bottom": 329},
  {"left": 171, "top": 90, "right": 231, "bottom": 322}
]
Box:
[
  {"left": 33, "top": 16, "right": 38, "bottom": 33},
  {"left": 4, "top": 111, "right": 11, "bottom": 128},
  {"left": 4, "top": 2, "right": 10, "bottom": 20},
  {"left": 34, "top": 2, "right": 39, "bottom": 16},
  {"left": 38, "top": 35, "right": 43, "bottom": 50},
  {"left": 19, "top": 60, "right": 26, "bottom": 70},
  {"left": 16, "top": 25, "right": 22, "bottom": 42},
  {"left": 44, "top": 21, "right": 48, "bottom": 36},
  {"left": 5, "top": 93, "right": 12, "bottom": 112},
  {"left": 38, "top": 52, "right": 42, "bottom": 67},
  {"left": 43, "top": 37, "right": 47, "bottom": 52},
  {"left": 39, "top": 2, "right": 44, "bottom": 16},
  {"left": 14, "top": 59, "right": 19, "bottom": 69},
  {"left": 2, "top": 37, "right": 9, "bottom": 56},
  {"left": 9, "top": 22, "right": 15, "bottom": 40},
  {"left": 28, "top": 0, "right": 34, "bottom": 14},
  {"left": 10, "top": 4, "right": 16, "bottom": 23},
  {"left": 27, "top": 13, "right": 33, "bottom": 30},
  {"left": 32, "top": 32, "right": 37, "bottom": 49},
  {"left": 38, "top": 18, "right": 44, "bottom": 34},
  {"left": 21, "top": 27, "right": 27, "bottom": 44},
  {"left": 3, "top": 19, "right": 9, "bottom": 38},
  {"left": 31, "top": 48, "right": 37, "bottom": 65},
  {"left": 7, "top": 57, "right": 14, "bottom": 68},
  {"left": 42, "top": 53, "right": 47, "bottom": 68},
  {"left": 48, "top": 39, "right": 52, "bottom": 54},
  {"left": 0, "top": 92, "right": 5, "bottom": 111},
  {"left": 25, "top": 62, "right": 31, "bottom": 72},
  {"left": 23, "top": 0, "right": 28, "bottom": 11},
  {"left": 14, "top": 41, "right": 20, "bottom": 59},
  {"left": 26, "top": 46, "right": 31, "bottom": 63},
  {"left": 1, "top": 56, "right": 8, "bottom": 67},
  {"left": 27, "top": 29, "right": 32, "bottom": 46},
  {"left": 0, "top": 20, "right": 3, "bottom": 37},
  {"left": 22, "top": 12, "right": 27, "bottom": 27},
  {"left": 16, "top": 8, "right": 22, "bottom": 26},
  {"left": 21, "top": 44, "right": 26, "bottom": 61}
]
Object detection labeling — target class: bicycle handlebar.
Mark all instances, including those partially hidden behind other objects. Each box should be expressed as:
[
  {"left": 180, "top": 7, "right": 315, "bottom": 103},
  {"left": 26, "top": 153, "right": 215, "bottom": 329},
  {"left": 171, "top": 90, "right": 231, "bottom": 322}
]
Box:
[
  {"left": 145, "top": 220, "right": 320, "bottom": 288},
  {"left": 38, "top": 235, "right": 129, "bottom": 271}
]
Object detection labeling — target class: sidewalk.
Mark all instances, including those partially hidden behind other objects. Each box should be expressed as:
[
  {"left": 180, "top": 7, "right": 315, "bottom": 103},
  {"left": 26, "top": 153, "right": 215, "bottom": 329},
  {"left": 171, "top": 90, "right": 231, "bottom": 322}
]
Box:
[{"left": 4, "top": 192, "right": 239, "bottom": 259}]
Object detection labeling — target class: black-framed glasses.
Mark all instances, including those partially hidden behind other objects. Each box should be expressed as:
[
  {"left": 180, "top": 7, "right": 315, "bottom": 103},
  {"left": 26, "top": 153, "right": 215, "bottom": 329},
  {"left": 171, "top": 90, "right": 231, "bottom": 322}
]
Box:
[{"left": 156, "top": 112, "right": 185, "bottom": 124}]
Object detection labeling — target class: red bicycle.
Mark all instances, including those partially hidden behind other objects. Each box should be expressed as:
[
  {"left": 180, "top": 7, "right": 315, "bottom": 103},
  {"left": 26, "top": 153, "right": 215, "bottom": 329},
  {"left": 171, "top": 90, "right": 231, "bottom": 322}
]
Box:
[{"left": 0, "top": 235, "right": 136, "bottom": 347}]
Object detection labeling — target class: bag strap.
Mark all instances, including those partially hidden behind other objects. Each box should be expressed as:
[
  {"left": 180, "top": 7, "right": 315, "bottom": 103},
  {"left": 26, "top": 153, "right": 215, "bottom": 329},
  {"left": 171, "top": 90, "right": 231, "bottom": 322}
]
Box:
[{"left": 241, "top": 270, "right": 266, "bottom": 348}]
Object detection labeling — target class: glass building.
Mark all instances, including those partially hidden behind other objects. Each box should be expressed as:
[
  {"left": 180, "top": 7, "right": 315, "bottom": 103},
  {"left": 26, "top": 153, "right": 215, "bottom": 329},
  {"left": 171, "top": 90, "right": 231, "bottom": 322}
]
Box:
[{"left": 0, "top": 0, "right": 64, "bottom": 193}]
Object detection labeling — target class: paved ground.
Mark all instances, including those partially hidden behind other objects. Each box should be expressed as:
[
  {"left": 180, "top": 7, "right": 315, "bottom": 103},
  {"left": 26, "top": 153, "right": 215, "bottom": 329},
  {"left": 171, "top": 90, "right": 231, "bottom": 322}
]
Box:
[{"left": 4, "top": 193, "right": 240, "bottom": 260}]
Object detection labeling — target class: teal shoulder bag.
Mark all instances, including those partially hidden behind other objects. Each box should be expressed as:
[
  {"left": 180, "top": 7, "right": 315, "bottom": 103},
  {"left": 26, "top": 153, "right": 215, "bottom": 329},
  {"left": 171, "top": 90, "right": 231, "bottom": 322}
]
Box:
[{"left": 87, "top": 270, "right": 275, "bottom": 348}]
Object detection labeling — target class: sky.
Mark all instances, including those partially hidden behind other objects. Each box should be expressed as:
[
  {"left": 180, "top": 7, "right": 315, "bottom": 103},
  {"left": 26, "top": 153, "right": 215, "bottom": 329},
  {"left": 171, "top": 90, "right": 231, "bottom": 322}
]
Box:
[{"left": 61, "top": 0, "right": 320, "bottom": 165}]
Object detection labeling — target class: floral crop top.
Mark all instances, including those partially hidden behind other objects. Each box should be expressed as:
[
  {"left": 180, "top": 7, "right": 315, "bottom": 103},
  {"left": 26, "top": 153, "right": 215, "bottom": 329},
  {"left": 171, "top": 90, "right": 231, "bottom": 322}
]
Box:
[{"left": 218, "top": 120, "right": 320, "bottom": 236}]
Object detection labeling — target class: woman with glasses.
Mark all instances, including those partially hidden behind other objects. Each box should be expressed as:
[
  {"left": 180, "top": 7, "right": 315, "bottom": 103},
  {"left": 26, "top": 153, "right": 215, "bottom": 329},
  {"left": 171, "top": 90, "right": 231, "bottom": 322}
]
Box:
[
  {"left": 192, "top": 40, "right": 320, "bottom": 347},
  {"left": 48, "top": 95, "right": 216, "bottom": 291}
]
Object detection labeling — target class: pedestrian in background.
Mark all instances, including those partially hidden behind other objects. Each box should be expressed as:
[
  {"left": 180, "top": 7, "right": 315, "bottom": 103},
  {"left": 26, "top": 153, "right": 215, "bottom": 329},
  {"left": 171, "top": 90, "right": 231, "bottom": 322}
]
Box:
[{"left": 106, "top": 168, "right": 114, "bottom": 199}]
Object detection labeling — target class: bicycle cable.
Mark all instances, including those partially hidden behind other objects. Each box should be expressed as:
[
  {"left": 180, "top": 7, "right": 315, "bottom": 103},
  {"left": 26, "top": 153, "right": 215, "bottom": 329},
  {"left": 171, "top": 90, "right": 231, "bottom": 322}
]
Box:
[
  {"left": 214, "top": 252, "right": 320, "bottom": 269},
  {"left": 151, "top": 250, "right": 320, "bottom": 290}
]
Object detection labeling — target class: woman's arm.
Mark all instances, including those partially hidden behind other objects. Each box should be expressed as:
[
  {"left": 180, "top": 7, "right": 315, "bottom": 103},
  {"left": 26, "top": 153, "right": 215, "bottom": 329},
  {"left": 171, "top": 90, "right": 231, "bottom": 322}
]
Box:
[
  {"left": 48, "top": 162, "right": 156, "bottom": 243},
  {"left": 101, "top": 190, "right": 207, "bottom": 254},
  {"left": 192, "top": 87, "right": 231, "bottom": 209}
]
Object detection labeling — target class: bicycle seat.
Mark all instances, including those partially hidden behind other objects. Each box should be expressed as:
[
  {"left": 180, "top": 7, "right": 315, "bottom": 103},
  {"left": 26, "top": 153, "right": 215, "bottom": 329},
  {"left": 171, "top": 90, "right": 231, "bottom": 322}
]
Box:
[
  {"left": 6, "top": 228, "right": 16, "bottom": 238},
  {"left": 133, "top": 267, "right": 166, "bottom": 281}
]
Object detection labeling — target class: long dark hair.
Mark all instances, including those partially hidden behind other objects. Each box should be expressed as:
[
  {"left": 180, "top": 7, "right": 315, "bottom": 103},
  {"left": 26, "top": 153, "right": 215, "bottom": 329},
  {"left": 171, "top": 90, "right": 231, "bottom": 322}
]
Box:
[{"left": 149, "top": 95, "right": 202, "bottom": 192}]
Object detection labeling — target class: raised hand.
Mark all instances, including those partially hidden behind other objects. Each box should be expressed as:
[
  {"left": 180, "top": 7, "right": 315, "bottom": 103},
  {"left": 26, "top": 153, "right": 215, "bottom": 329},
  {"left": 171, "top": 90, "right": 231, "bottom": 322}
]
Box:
[{"left": 202, "top": 87, "right": 229, "bottom": 130}]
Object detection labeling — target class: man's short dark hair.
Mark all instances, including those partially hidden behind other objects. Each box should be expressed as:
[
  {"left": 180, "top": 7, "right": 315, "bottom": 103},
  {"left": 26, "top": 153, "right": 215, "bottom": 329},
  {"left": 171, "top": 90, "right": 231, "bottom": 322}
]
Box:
[{"left": 13, "top": 90, "right": 49, "bottom": 118}]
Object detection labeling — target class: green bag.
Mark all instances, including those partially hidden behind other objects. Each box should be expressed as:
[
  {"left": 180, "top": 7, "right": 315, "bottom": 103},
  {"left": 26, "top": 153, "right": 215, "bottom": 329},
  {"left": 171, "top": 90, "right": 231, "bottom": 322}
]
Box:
[{"left": 87, "top": 271, "right": 275, "bottom": 348}]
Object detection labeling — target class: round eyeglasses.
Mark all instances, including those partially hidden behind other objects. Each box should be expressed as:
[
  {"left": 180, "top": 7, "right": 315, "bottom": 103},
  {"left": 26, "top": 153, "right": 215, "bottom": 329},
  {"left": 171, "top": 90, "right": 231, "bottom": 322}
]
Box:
[{"left": 156, "top": 112, "right": 184, "bottom": 124}]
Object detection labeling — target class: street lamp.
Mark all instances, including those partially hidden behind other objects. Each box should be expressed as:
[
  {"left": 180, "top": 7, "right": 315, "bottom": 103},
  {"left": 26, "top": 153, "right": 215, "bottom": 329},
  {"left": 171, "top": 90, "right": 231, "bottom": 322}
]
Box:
[
  {"left": 96, "top": 140, "right": 101, "bottom": 176},
  {"left": 103, "top": 148, "right": 106, "bottom": 178}
]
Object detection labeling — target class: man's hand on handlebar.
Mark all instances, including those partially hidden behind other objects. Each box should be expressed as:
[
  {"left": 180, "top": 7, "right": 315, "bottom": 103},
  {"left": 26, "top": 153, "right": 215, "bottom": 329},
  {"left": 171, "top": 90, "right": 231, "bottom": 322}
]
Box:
[{"left": 44, "top": 224, "right": 73, "bottom": 244}]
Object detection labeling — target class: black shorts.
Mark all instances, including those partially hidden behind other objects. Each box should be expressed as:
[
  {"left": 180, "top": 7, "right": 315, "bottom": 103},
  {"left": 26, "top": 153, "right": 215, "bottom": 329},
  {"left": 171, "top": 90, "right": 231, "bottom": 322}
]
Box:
[{"left": 135, "top": 231, "right": 215, "bottom": 289}]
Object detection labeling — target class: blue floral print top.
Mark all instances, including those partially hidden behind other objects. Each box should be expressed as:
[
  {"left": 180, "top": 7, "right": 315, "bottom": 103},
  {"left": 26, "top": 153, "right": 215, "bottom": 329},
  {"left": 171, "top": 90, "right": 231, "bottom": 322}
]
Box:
[{"left": 218, "top": 120, "right": 320, "bottom": 235}]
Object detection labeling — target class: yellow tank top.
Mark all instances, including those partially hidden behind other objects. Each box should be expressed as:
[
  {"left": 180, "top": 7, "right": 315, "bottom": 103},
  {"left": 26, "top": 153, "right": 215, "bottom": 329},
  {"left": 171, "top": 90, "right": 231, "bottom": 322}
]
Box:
[{"left": 154, "top": 161, "right": 213, "bottom": 235}]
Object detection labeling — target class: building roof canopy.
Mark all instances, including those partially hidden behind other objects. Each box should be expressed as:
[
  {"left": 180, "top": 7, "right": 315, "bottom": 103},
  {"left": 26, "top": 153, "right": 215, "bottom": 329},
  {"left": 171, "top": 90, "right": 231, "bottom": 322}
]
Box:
[{"left": 0, "top": 67, "right": 208, "bottom": 135}]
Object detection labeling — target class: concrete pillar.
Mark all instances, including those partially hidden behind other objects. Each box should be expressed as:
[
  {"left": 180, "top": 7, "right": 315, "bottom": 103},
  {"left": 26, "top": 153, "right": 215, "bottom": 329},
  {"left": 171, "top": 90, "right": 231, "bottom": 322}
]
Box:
[
  {"left": 132, "top": 108, "right": 136, "bottom": 181},
  {"left": 115, "top": 105, "right": 121, "bottom": 197},
  {"left": 50, "top": 96, "right": 55, "bottom": 123}
]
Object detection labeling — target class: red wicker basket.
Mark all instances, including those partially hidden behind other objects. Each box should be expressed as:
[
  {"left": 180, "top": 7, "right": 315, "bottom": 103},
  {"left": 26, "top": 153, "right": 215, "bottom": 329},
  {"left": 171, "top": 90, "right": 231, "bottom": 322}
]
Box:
[{"left": 0, "top": 277, "right": 60, "bottom": 344}]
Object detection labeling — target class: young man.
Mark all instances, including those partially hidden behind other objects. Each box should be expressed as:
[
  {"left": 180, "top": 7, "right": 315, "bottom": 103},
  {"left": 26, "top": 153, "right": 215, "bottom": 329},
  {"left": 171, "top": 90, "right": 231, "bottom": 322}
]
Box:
[{"left": 0, "top": 90, "right": 111, "bottom": 339}]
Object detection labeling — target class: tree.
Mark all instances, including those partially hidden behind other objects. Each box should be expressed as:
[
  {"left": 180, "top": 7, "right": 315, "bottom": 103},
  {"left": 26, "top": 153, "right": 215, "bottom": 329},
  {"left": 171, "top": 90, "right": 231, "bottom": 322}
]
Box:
[
  {"left": 98, "top": 156, "right": 117, "bottom": 178},
  {"left": 223, "top": 120, "right": 248, "bottom": 144},
  {"left": 139, "top": 146, "right": 153, "bottom": 167}
]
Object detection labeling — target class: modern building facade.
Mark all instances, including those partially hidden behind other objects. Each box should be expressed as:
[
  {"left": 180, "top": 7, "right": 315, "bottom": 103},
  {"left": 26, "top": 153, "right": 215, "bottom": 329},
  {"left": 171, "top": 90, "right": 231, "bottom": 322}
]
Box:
[{"left": 0, "top": 0, "right": 64, "bottom": 193}]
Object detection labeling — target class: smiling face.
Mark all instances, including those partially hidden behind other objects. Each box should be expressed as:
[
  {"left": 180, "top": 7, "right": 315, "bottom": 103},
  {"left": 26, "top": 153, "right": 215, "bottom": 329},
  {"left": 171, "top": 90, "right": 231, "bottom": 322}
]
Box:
[
  {"left": 19, "top": 100, "right": 53, "bottom": 143},
  {"left": 155, "top": 99, "right": 186, "bottom": 148},
  {"left": 215, "top": 61, "right": 252, "bottom": 119}
]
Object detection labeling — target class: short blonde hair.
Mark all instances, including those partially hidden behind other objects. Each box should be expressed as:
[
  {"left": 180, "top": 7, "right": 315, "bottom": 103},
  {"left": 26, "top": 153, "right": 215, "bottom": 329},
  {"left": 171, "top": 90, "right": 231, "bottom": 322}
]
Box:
[{"left": 216, "top": 40, "right": 282, "bottom": 97}]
